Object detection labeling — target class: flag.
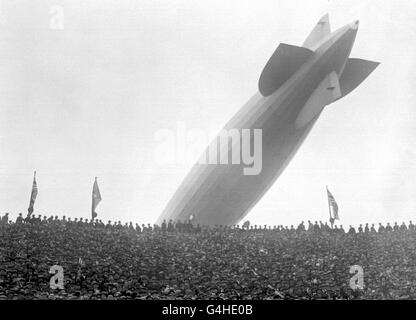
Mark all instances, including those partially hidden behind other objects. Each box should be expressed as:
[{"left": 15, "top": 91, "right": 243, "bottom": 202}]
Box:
[
  {"left": 326, "top": 187, "right": 339, "bottom": 220},
  {"left": 28, "top": 171, "right": 38, "bottom": 215},
  {"left": 91, "top": 177, "right": 101, "bottom": 220}
]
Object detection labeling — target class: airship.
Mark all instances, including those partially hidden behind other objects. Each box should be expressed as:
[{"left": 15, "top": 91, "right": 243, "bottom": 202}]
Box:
[{"left": 157, "top": 14, "right": 379, "bottom": 226}]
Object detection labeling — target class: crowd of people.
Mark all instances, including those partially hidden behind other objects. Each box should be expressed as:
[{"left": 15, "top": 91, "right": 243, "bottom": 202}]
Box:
[{"left": 1, "top": 212, "right": 416, "bottom": 300}]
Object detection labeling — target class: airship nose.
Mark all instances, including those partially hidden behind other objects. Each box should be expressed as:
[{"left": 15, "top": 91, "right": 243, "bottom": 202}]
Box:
[{"left": 350, "top": 20, "right": 359, "bottom": 30}]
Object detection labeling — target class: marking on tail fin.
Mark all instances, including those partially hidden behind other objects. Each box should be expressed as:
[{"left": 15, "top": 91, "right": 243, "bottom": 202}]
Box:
[{"left": 328, "top": 71, "right": 341, "bottom": 99}]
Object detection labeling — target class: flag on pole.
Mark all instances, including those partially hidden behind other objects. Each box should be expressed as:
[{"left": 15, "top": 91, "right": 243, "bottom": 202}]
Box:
[
  {"left": 326, "top": 187, "right": 339, "bottom": 220},
  {"left": 91, "top": 177, "right": 101, "bottom": 220},
  {"left": 28, "top": 171, "right": 38, "bottom": 215}
]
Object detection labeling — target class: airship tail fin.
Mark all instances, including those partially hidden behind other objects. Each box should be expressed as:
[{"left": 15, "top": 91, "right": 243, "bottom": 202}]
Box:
[
  {"left": 295, "top": 71, "right": 341, "bottom": 128},
  {"left": 303, "top": 14, "right": 331, "bottom": 49},
  {"left": 259, "top": 43, "right": 314, "bottom": 96},
  {"left": 336, "top": 58, "right": 380, "bottom": 101}
]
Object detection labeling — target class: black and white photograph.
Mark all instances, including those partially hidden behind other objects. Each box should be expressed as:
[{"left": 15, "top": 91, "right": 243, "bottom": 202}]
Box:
[{"left": 0, "top": 0, "right": 415, "bottom": 312}]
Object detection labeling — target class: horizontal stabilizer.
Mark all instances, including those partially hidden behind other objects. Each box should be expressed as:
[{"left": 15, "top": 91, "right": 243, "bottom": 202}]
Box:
[
  {"left": 336, "top": 58, "right": 380, "bottom": 100},
  {"left": 259, "top": 43, "right": 314, "bottom": 96},
  {"left": 303, "top": 14, "right": 331, "bottom": 49}
]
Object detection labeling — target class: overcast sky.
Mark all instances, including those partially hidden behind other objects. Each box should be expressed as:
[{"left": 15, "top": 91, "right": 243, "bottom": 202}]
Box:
[{"left": 0, "top": 0, "right": 415, "bottom": 228}]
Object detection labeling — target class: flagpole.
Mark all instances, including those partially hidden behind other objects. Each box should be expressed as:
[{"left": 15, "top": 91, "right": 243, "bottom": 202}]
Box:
[
  {"left": 28, "top": 171, "right": 37, "bottom": 216},
  {"left": 91, "top": 177, "right": 96, "bottom": 221},
  {"left": 326, "top": 185, "right": 334, "bottom": 229}
]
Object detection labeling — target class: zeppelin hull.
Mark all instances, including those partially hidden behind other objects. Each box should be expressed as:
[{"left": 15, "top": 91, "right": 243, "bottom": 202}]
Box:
[
  {"left": 156, "top": 17, "right": 378, "bottom": 226},
  {"left": 157, "top": 85, "right": 321, "bottom": 226}
]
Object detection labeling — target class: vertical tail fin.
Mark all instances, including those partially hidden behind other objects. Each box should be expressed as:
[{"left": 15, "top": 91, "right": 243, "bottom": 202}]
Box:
[{"left": 303, "top": 14, "right": 331, "bottom": 49}]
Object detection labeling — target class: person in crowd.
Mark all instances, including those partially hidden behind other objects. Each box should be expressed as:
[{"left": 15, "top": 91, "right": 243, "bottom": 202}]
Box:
[
  {"left": 167, "top": 219, "right": 174, "bottom": 232},
  {"left": 161, "top": 219, "right": 167, "bottom": 233},
  {"left": 33, "top": 214, "right": 41, "bottom": 224},
  {"left": 378, "top": 223, "right": 385, "bottom": 233},
  {"left": 128, "top": 222, "right": 135, "bottom": 233},
  {"left": 16, "top": 213, "right": 24, "bottom": 224},
  {"left": 1, "top": 212, "right": 9, "bottom": 225},
  {"left": 2, "top": 213, "right": 416, "bottom": 300},
  {"left": 24, "top": 213, "right": 31, "bottom": 224},
  {"left": 297, "top": 221, "right": 305, "bottom": 232}
]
